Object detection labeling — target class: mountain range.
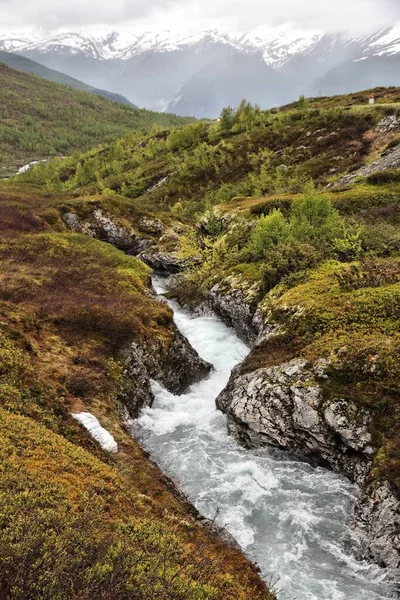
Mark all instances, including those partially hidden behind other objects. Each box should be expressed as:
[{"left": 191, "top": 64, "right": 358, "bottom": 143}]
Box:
[{"left": 1, "top": 25, "right": 400, "bottom": 117}]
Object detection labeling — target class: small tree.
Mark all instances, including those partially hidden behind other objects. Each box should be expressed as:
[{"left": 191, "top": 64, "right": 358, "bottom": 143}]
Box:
[
  {"left": 247, "top": 209, "right": 291, "bottom": 260},
  {"left": 290, "top": 183, "right": 343, "bottom": 247}
]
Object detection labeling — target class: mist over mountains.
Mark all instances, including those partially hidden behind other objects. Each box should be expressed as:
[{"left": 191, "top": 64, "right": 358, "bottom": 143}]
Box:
[{"left": 1, "top": 25, "right": 400, "bottom": 117}]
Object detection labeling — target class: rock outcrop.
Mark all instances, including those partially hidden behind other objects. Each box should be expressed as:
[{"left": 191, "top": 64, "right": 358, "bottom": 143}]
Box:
[
  {"left": 139, "top": 249, "right": 188, "bottom": 272},
  {"left": 217, "top": 358, "right": 373, "bottom": 484},
  {"left": 120, "top": 330, "right": 212, "bottom": 417},
  {"left": 205, "top": 277, "right": 262, "bottom": 346},
  {"left": 62, "top": 209, "right": 151, "bottom": 254}
]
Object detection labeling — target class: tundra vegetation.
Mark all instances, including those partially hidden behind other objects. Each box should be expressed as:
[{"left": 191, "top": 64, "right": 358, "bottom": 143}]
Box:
[{"left": 2, "top": 78, "right": 400, "bottom": 594}]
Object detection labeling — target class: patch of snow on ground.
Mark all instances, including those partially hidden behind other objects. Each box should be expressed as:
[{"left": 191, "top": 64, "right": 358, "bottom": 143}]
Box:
[{"left": 72, "top": 412, "right": 118, "bottom": 453}]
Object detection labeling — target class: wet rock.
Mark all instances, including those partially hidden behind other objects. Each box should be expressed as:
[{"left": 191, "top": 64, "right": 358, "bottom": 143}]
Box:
[
  {"left": 160, "top": 331, "right": 212, "bottom": 395},
  {"left": 139, "top": 249, "right": 189, "bottom": 272},
  {"left": 216, "top": 358, "right": 373, "bottom": 484},
  {"left": 120, "top": 330, "right": 212, "bottom": 417},
  {"left": 206, "top": 278, "right": 262, "bottom": 346},
  {"left": 353, "top": 482, "right": 400, "bottom": 581}
]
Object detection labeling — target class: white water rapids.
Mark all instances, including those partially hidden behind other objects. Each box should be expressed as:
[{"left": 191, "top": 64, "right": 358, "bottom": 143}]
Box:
[{"left": 133, "top": 277, "right": 395, "bottom": 600}]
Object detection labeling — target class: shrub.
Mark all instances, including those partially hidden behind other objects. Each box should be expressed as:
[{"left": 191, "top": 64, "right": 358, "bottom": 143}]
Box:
[
  {"left": 335, "top": 258, "right": 400, "bottom": 291},
  {"left": 366, "top": 169, "right": 400, "bottom": 185},
  {"left": 333, "top": 224, "right": 364, "bottom": 261},
  {"left": 290, "top": 186, "right": 343, "bottom": 247},
  {"left": 362, "top": 221, "right": 400, "bottom": 255},
  {"left": 261, "top": 242, "right": 320, "bottom": 292},
  {"left": 246, "top": 209, "right": 291, "bottom": 260}
]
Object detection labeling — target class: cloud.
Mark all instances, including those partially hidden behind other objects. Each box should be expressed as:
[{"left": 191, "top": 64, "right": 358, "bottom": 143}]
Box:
[{"left": 0, "top": 0, "right": 399, "bottom": 33}]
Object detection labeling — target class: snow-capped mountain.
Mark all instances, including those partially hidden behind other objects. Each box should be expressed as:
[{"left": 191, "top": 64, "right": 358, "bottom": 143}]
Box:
[
  {"left": 0, "top": 28, "right": 327, "bottom": 64},
  {"left": 1, "top": 25, "right": 400, "bottom": 117}
]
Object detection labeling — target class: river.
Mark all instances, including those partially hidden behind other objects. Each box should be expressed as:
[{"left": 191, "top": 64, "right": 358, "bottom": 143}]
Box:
[{"left": 133, "top": 276, "right": 395, "bottom": 600}]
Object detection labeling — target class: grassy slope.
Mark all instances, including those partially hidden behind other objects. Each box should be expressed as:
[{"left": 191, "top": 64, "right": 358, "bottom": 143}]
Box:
[
  {"left": 4, "top": 86, "right": 400, "bottom": 591},
  {"left": 19, "top": 88, "right": 400, "bottom": 495},
  {"left": 17, "top": 88, "right": 400, "bottom": 219},
  {"left": 0, "top": 50, "right": 134, "bottom": 106},
  {"left": 0, "top": 182, "right": 273, "bottom": 599},
  {"left": 0, "top": 63, "right": 194, "bottom": 175}
]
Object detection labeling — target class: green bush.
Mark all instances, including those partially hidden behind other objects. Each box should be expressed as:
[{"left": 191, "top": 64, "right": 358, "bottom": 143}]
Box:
[
  {"left": 366, "top": 169, "right": 400, "bottom": 185},
  {"left": 246, "top": 209, "right": 290, "bottom": 260},
  {"left": 290, "top": 187, "right": 343, "bottom": 247},
  {"left": 335, "top": 258, "right": 400, "bottom": 291},
  {"left": 261, "top": 242, "right": 320, "bottom": 292},
  {"left": 362, "top": 221, "right": 400, "bottom": 254}
]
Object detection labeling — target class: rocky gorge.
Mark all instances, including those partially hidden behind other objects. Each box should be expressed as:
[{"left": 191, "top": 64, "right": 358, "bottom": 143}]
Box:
[{"left": 61, "top": 200, "right": 400, "bottom": 588}]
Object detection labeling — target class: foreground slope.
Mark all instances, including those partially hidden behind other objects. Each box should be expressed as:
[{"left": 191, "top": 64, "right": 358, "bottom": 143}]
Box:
[
  {"left": 0, "top": 63, "right": 193, "bottom": 176},
  {"left": 0, "top": 181, "right": 273, "bottom": 599},
  {"left": 20, "top": 87, "right": 400, "bottom": 579}
]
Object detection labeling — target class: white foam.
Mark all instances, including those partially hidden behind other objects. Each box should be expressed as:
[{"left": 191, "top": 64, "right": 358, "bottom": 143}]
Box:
[{"left": 72, "top": 412, "right": 118, "bottom": 453}]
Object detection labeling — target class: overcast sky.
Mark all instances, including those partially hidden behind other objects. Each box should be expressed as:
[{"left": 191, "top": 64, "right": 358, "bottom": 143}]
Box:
[{"left": 1, "top": 0, "right": 400, "bottom": 34}]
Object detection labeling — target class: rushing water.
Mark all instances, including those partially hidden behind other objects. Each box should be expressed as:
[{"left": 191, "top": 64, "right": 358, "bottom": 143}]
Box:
[{"left": 133, "top": 277, "right": 395, "bottom": 600}]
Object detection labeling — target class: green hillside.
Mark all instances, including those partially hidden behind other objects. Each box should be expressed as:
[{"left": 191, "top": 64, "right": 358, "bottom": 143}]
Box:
[
  {"left": 0, "top": 50, "right": 134, "bottom": 106},
  {"left": 0, "top": 63, "right": 194, "bottom": 176},
  {"left": 20, "top": 88, "right": 400, "bottom": 503},
  {"left": 4, "top": 87, "right": 400, "bottom": 591}
]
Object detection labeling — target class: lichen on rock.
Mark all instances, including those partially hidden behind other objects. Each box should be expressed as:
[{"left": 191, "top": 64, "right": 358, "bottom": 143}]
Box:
[{"left": 217, "top": 358, "right": 373, "bottom": 484}]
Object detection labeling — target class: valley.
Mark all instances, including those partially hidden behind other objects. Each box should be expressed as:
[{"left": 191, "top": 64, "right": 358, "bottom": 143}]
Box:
[
  {"left": 2, "top": 26, "right": 400, "bottom": 116},
  {"left": 1, "top": 51, "right": 400, "bottom": 598}
]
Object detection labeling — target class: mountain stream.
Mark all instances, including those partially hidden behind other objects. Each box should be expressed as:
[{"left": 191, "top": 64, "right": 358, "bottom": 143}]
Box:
[{"left": 132, "top": 276, "right": 395, "bottom": 600}]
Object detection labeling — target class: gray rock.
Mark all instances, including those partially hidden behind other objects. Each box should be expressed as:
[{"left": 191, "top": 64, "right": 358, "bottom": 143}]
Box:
[
  {"left": 120, "top": 330, "right": 212, "bottom": 418},
  {"left": 206, "top": 281, "right": 261, "bottom": 346},
  {"left": 376, "top": 115, "right": 400, "bottom": 134},
  {"left": 353, "top": 482, "right": 400, "bottom": 582},
  {"left": 216, "top": 358, "right": 373, "bottom": 484},
  {"left": 62, "top": 209, "right": 149, "bottom": 254},
  {"left": 138, "top": 217, "right": 164, "bottom": 236},
  {"left": 139, "top": 249, "right": 189, "bottom": 272}
]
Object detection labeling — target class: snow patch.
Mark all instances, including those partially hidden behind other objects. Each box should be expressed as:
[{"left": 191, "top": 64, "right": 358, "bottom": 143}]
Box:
[{"left": 72, "top": 412, "right": 118, "bottom": 453}]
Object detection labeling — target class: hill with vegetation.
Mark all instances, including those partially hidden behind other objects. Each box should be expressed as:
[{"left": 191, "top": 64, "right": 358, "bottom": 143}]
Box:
[
  {"left": 16, "top": 85, "right": 400, "bottom": 579},
  {"left": 0, "top": 178, "right": 274, "bottom": 599},
  {"left": 0, "top": 63, "right": 194, "bottom": 177},
  {"left": 0, "top": 50, "right": 134, "bottom": 106}
]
